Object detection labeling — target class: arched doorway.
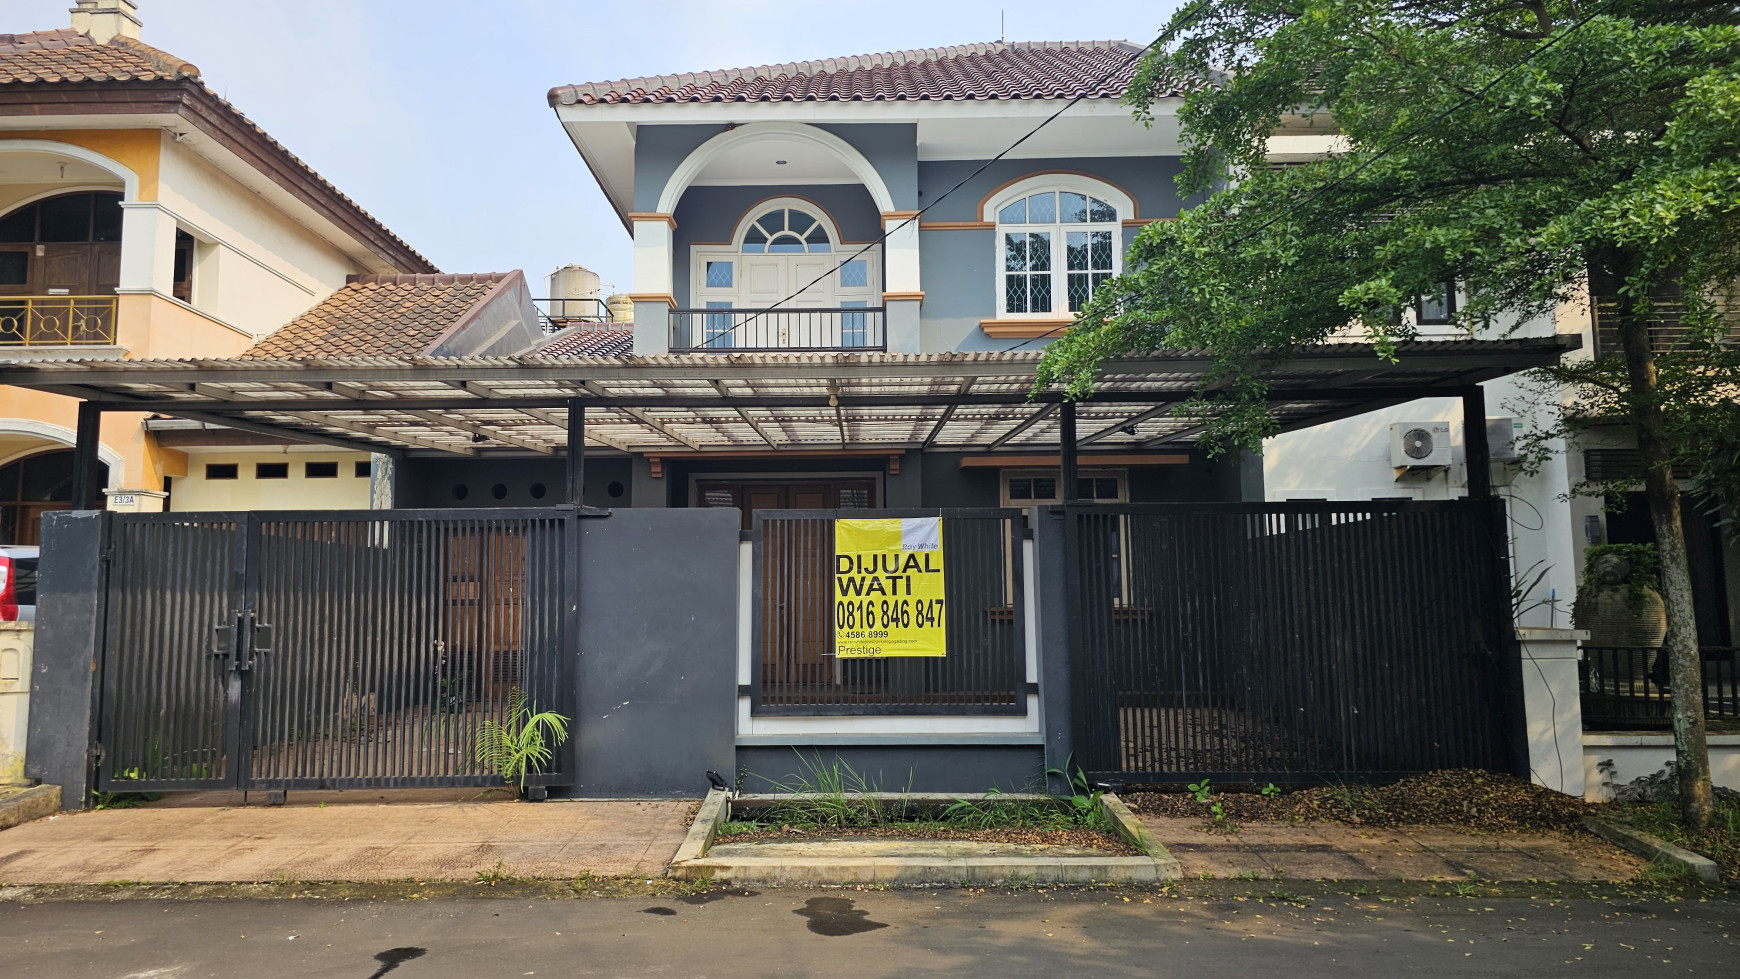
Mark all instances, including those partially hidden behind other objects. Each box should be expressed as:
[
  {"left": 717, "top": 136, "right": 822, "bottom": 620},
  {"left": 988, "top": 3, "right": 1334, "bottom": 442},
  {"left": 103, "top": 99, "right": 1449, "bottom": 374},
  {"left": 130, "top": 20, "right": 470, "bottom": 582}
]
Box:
[
  {"left": 0, "top": 449, "right": 109, "bottom": 545},
  {"left": 0, "top": 190, "right": 184, "bottom": 345},
  {"left": 0, "top": 190, "right": 125, "bottom": 296},
  {"left": 690, "top": 200, "right": 880, "bottom": 348}
]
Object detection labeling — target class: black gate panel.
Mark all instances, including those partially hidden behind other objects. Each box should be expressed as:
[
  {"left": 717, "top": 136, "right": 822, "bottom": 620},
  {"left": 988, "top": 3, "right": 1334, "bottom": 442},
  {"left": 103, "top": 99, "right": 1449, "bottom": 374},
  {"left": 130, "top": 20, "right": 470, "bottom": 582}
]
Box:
[
  {"left": 753, "top": 509, "right": 1027, "bottom": 714},
  {"left": 96, "top": 516, "right": 239, "bottom": 792},
  {"left": 1069, "top": 501, "right": 1516, "bottom": 783},
  {"left": 247, "top": 512, "right": 570, "bottom": 789},
  {"left": 94, "top": 509, "right": 575, "bottom": 793}
]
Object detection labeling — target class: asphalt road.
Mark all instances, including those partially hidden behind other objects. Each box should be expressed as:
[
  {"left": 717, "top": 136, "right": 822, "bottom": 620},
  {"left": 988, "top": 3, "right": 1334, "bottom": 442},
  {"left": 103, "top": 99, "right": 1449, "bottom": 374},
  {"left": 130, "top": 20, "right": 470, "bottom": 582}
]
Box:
[{"left": 1, "top": 885, "right": 1735, "bottom": 978}]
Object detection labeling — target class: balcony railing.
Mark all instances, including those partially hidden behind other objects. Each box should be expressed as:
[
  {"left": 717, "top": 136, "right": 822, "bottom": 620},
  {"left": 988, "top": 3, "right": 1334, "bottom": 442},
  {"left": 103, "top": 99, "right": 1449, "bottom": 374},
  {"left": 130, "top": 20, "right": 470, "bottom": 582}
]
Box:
[
  {"left": 534, "top": 297, "right": 611, "bottom": 335},
  {"left": 1579, "top": 645, "right": 1740, "bottom": 731},
  {"left": 0, "top": 295, "right": 118, "bottom": 346},
  {"left": 670, "top": 306, "right": 885, "bottom": 353}
]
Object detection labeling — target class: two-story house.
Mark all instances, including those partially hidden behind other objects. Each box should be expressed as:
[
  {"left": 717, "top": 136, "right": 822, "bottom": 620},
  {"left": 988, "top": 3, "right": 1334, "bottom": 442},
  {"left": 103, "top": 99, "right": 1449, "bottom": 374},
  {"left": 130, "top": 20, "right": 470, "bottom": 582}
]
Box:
[
  {"left": 0, "top": 0, "right": 434, "bottom": 540},
  {"left": 545, "top": 41, "right": 1252, "bottom": 521}
]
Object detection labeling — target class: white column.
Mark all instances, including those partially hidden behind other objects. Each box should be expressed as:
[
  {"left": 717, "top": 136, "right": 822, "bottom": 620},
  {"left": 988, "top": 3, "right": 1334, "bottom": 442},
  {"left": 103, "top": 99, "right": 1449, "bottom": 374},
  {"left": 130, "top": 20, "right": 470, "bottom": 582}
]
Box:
[
  {"left": 1517, "top": 627, "right": 1588, "bottom": 798},
  {"left": 630, "top": 215, "right": 674, "bottom": 297},
  {"left": 882, "top": 212, "right": 921, "bottom": 295},
  {"left": 630, "top": 215, "right": 675, "bottom": 356},
  {"left": 116, "top": 202, "right": 177, "bottom": 296}
]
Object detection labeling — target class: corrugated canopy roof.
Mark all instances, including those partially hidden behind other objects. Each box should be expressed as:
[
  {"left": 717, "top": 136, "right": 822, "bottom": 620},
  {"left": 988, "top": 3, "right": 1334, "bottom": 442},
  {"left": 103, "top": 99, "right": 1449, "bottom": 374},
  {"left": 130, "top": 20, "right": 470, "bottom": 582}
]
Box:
[{"left": 0, "top": 340, "right": 1577, "bottom": 459}]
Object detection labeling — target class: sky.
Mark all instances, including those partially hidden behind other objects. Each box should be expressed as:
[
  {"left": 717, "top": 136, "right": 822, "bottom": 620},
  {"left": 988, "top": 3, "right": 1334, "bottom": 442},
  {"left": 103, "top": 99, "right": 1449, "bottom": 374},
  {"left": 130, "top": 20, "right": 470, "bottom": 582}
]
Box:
[{"left": 13, "top": 0, "right": 1184, "bottom": 294}]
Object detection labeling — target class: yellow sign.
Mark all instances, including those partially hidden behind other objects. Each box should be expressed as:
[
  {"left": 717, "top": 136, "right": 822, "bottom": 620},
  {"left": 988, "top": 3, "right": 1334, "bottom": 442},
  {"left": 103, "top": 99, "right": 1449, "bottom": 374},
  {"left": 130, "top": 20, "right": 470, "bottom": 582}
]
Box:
[{"left": 833, "top": 517, "right": 947, "bottom": 658}]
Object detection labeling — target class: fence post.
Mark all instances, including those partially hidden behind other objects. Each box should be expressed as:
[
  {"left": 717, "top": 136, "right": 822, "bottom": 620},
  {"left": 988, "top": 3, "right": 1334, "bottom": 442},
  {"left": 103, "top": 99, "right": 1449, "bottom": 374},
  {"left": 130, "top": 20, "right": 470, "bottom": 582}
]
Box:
[
  {"left": 566, "top": 398, "right": 586, "bottom": 506},
  {"left": 70, "top": 401, "right": 103, "bottom": 512}
]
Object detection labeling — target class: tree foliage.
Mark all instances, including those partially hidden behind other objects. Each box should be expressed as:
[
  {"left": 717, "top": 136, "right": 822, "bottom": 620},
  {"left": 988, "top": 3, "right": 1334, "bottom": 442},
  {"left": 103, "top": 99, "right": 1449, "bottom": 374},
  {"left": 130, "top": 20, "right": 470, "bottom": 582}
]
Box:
[
  {"left": 1037, "top": 0, "right": 1740, "bottom": 457},
  {"left": 1037, "top": 0, "right": 1740, "bottom": 826}
]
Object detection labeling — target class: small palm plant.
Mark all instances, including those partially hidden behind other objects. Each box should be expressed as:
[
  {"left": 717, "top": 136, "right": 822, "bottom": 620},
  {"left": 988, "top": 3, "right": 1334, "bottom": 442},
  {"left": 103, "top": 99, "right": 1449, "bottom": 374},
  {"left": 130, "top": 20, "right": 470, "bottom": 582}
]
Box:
[{"left": 474, "top": 687, "right": 570, "bottom": 796}]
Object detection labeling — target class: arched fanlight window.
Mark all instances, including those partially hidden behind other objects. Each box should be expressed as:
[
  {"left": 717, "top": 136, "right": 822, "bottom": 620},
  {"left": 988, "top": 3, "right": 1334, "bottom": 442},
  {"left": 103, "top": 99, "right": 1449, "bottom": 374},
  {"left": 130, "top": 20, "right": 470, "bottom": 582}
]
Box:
[{"left": 741, "top": 207, "right": 832, "bottom": 253}]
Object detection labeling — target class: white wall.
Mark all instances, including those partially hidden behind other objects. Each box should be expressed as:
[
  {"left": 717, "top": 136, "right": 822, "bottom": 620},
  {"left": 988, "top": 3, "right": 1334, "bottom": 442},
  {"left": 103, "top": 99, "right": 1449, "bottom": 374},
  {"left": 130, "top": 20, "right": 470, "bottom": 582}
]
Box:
[
  {"left": 153, "top": 138, "right": 359, "bottom": 337},
  {"left": 1583, "top": 733, "right": 1740, "bottom": 802},
  {"left": 169, "top": 448, "right": 373, "bottom": 511},
  {"left": 1264, "top": 309, "right": 1586, "bottom": 632}
]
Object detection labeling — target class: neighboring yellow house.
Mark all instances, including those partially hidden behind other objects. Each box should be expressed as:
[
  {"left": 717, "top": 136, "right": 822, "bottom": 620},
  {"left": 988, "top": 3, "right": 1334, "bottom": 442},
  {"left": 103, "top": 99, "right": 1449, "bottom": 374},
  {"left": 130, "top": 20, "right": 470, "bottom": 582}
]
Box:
[{"left": 0, "top": 0, "right": 434, "bottom": 541}]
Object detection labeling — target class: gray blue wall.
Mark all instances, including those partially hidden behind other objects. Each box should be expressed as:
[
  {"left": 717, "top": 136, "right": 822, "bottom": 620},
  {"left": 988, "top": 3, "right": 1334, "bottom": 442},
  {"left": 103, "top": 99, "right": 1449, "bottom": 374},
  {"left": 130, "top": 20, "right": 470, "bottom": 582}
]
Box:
[
  {"left": 574, "top": 507, "right": 739, "bottom": 797},
  {"left": 917, "top": 156, "right": 1194, "bottom": 351}
]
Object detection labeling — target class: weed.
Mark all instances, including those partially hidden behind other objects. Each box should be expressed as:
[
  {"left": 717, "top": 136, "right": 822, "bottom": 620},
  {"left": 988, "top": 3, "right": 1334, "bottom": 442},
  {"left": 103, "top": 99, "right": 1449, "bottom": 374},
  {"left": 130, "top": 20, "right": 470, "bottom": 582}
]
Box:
[
  {"left": 761, "top": 752, "right": 892, "bottom": 828},
  {"left": 1449, "top": 881, "right": 1477, "bottom": 897},
  {"left": 1260, "top": 783, "right": 1281, "bottom": 798},
  {"left": 1270, "top": 888, "right": 1306, "bottom": 905},
  {"left": 474, "top": 860, "right": 515, "bottom": 886},
  {"left": 1634, "top": 856, "right": 1697, "bottom": 885},
  {"left": 1233, "top": 869, "right": 1263, "bottom": 881},
  {"left": 1350, "top": 884, "right": 1371, "bottom": 897},
  {"left": 1044, "top": 764, "right": 1110, "bottom": 830},
  {"left": 1187, "top": 779, "right": 1213, "bottom": 804}
]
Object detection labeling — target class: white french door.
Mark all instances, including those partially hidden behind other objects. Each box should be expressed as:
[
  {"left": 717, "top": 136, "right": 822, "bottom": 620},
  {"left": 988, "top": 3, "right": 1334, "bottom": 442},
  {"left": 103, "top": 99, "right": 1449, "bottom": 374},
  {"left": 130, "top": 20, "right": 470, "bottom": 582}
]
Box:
[{"left": 693, "top": 247, "right": 879, "bottom": 349}]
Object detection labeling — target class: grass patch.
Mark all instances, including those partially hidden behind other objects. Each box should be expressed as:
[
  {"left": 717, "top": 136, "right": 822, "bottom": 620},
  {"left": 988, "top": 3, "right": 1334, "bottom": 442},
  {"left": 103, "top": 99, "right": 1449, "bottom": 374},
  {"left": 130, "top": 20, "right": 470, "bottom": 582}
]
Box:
[{"left": 1602, "top": 797, "right": 1740, "bottom": 885}]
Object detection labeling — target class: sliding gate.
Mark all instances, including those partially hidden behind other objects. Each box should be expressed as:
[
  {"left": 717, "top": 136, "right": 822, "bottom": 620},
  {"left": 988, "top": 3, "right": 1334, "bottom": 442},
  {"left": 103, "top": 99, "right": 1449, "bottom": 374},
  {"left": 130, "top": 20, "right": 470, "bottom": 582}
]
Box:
[
  {"left": 1067, "top": 501, "right": 1519, "bottom": 784},
  {"left": 93, "top": 509, "right": 575, "bottom": 792}
]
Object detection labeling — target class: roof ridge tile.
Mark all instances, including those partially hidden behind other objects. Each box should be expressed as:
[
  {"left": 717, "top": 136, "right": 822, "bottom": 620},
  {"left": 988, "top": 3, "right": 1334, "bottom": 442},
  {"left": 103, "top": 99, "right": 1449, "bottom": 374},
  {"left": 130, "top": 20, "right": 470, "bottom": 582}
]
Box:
[{"left": 549, "top": 39, "right": 1194, "bottom": 107}]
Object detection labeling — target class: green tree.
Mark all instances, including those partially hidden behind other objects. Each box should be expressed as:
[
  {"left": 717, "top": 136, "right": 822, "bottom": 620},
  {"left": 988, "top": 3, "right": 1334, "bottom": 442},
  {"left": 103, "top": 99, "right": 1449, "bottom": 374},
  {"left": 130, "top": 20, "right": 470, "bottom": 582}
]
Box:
[{"left": 1038, "top": 0, "right": 1740, "bottom": 827}]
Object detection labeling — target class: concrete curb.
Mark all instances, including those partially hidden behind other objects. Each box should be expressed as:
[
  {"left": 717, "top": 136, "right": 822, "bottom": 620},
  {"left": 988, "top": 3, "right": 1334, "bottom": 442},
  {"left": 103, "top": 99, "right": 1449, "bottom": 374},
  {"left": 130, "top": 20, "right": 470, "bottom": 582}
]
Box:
[
  {"left": 667, "top": 790, "right": 1181, "bottom": 885},
  {"left": 0, "top": 785, "right": 61, "bottom": 832},
  {"left": 1583, "top": 815, "right": 1721, "bottom": 884}
]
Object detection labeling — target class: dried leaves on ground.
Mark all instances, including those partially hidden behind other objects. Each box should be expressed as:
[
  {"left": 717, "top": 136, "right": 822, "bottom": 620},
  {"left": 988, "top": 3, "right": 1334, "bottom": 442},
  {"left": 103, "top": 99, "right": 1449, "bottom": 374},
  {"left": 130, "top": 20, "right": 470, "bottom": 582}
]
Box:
[
  {"left": 713, "top": 824, "right": 1139, "bottom": 854},
  {"left": 1127, "top": 770, "right": 1593, "bottom": 833}
]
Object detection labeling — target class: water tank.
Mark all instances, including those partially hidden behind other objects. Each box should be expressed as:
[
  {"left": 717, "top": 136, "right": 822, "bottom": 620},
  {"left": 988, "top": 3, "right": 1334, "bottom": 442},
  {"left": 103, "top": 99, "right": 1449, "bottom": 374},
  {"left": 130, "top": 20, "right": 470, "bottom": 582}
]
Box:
[
  {"left": 605, "top": 293, "right": 635, "bottom": 324},
  {"left": 547, "top": 265, "right": 601, "bottom": 301}
]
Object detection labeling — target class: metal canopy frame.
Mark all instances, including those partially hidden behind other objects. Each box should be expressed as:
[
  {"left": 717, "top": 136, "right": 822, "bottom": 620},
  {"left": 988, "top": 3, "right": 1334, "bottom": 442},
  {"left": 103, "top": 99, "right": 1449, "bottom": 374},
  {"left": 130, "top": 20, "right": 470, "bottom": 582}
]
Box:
[
  {"left": 5, "top": 340, "right": 1572, "bottom": 453},
  {"left": 0, "top": 339, "right": 1575, "bottom": 509}
]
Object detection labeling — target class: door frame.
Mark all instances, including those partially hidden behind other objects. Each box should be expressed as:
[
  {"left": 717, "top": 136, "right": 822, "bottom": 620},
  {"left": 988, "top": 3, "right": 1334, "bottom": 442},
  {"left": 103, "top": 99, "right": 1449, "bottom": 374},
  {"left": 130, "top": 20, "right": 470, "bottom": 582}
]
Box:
[{"left": 688, "top": 470, "right": 887, "bottom": 511}]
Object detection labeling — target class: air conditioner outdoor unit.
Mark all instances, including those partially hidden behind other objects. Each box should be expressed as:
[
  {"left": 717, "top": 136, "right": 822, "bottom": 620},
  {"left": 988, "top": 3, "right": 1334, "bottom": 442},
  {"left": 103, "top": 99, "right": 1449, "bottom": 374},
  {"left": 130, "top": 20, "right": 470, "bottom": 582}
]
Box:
[
  {"left": 1390, "top": 421, "right": 1453, "bottom": 468},
  {"left": 1486, "top": 416, "right": 1522, "bottom": 462}
]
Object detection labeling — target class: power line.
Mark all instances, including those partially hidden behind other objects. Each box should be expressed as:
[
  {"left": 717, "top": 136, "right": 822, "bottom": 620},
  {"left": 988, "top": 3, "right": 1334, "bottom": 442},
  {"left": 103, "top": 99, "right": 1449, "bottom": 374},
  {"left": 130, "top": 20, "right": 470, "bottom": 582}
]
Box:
[
  {"left": 698, "top": 12, "right": 1209, "bottom": 345},
  {"left": 1000, "top": 1, "right": 1614, "bottom": 355}
]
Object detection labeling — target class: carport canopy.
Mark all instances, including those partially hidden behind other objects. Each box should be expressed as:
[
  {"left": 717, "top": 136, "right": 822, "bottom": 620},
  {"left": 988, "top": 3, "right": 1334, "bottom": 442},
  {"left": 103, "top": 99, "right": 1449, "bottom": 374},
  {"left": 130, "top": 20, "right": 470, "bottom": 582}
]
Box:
[{"left": 0, "top": 338, "right": 1577, "bottom": 508}]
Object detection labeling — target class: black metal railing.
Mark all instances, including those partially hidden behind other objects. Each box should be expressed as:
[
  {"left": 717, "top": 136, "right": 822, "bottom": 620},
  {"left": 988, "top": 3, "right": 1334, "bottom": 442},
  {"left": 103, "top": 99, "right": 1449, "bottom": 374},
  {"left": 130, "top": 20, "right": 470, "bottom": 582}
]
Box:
[
  {"left": 1068, "top": 501, "right": 1515, "bottom": 783},
  {"left": 95, "top": 509, "right": 575, "bottom": 792},
  {"left": 1579, "top": 645, "right": 1740, "bottom": 730},
  {"left": 534, "top": 297, "right": 611, "bottom": 334},
  {"left": 671, "top": 307, "right": 885, "bottom": 352},
  {"left": 752, "top": 509, "right": 1026, "bottom": 714}
]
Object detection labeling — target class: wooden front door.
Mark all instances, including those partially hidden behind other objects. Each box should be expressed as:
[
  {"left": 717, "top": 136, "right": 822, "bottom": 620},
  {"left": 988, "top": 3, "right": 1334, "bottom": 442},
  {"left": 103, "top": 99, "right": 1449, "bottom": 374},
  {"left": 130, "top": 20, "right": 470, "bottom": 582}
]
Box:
[{"left": 444, "top": 529, "right": 526, "bottom": 702}]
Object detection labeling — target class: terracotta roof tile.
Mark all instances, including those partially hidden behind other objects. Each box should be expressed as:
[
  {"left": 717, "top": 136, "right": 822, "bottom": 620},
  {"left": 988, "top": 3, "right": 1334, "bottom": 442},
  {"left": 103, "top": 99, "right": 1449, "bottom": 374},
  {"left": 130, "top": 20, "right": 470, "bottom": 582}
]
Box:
[
  {"left": 0, "top": 29, "right": 196, "bottom": 83},
  {"left": 241, "top": 274, "right": 512, "bottom": 359},
  {"left": 550, "top": 40, "right": 1201, "bottom": 106},
  {"left": 536, "top": 328, "right": 634, "bottom": 357},
  {"left": 0, "top": 29, "right": 436, "bottom": 273}
]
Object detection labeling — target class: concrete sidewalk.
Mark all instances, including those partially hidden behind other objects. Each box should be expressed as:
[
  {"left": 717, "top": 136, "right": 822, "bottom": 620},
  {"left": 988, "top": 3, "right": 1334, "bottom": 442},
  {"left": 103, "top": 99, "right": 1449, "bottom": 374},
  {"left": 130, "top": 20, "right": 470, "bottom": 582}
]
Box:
[
  {"left": 1141, "top": 815, "right": 1646, "bottom": 881},
  {"left": 0, "top": 791, "right": 695, "bottom": 884}
]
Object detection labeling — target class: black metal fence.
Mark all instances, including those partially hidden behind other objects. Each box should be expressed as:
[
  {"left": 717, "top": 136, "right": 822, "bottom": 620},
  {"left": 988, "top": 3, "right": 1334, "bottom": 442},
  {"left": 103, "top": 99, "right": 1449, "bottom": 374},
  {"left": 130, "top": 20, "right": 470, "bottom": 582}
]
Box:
[
  {"left": 752, "top": 509, "right": 1026, "bottom": 714},
  {"left": 1579, "top": 645, "right": 1740, "bottom": 730},
  {"left": 671, "top": 307, "right": 886, "bottom": 352},
  {"left": 1066, "top": 501, "right": 1517, "bottom": 783},
  {"left": 95, "top": 509, "right": 575, "bottom": 793}
]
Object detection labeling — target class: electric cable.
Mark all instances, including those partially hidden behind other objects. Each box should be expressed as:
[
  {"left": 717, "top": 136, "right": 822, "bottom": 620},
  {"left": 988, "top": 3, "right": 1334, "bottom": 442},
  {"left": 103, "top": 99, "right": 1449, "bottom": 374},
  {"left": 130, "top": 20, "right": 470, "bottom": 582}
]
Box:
[
  {"left": 695, "top": 2, "right": 1222, "bottom": 345},
  {"left": 998, "top": 0, "right": 1616, "bottom": 354}
]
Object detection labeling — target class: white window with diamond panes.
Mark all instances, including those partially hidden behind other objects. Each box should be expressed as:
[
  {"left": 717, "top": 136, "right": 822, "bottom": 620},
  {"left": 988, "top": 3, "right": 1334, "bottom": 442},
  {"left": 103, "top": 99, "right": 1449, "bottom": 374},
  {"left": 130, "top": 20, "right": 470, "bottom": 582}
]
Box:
[{"left": 987, "top": 178, "right": 1129, "bottom": 320}]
